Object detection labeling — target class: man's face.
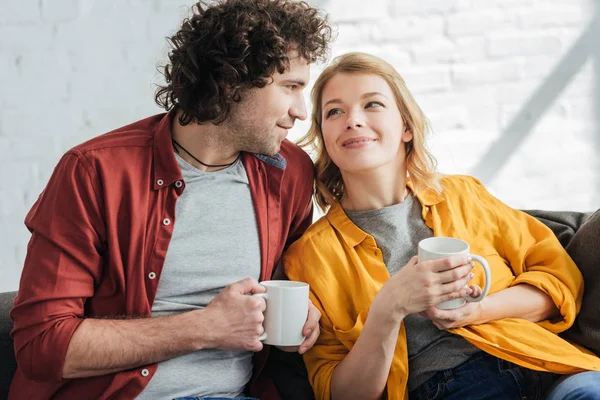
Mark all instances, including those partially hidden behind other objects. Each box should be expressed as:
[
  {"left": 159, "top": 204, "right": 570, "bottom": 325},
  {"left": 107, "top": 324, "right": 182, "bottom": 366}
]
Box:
[{"left": 224, "top": 51, "right": 310, "bottom": 156}]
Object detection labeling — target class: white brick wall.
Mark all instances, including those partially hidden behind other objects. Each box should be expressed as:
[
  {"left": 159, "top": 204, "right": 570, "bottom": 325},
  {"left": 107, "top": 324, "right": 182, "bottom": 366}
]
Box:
[{"left": 1, "top": 0, "right": 599, "bottom": 291}]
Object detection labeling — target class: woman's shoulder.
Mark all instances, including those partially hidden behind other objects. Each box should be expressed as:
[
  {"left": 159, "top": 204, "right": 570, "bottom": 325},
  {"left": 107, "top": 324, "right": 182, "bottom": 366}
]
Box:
[
  {"left": 286, "top": 213, "right": 340, "bottom": 257},
  {"left": 438, "top": 174, "right": 486, "bottom": 192}
]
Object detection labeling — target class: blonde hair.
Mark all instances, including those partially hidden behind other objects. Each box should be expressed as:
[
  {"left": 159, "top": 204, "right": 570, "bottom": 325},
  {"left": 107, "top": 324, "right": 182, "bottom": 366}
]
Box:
[{"left": 298, "top": 52, "right": 440, "bottom": 211}]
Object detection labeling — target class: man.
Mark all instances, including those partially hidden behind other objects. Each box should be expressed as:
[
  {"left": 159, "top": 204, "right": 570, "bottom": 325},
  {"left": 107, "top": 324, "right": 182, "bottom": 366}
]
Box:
[{"left": 9, "top": 1, "right": 332, "bottom": 398}]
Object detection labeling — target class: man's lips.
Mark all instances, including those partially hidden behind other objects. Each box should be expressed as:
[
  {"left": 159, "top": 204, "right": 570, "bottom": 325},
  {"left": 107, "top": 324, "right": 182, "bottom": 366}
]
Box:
[{"left": 342, "top": 136, "right": 378, "bottom": 147}]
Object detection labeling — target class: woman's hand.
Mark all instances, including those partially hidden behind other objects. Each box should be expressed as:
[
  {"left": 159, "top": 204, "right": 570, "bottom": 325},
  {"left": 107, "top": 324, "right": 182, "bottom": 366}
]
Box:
[
  {"left": 276, "top": 300, "right": 321, "bottom": 354},
  {"left": 420, "top": 285, "right": 484, "bottom": 329},
  {"left": 373, "top": 255, "right": 475, "bottom": 321}
]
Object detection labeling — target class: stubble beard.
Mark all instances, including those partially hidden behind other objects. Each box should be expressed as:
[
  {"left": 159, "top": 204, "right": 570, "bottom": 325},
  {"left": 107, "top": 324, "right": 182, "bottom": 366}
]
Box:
[{"left": 228, "top": 120, "right": 281, "bottom": 156}]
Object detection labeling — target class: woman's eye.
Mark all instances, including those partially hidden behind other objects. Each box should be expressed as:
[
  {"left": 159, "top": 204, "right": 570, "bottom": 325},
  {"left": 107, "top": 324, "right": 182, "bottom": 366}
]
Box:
[
  {"left": 366, "top": 101, "right": 384, "bottom": 108},
  {"left": 326, "top": 108, "right": 342, "bottom": 118}
]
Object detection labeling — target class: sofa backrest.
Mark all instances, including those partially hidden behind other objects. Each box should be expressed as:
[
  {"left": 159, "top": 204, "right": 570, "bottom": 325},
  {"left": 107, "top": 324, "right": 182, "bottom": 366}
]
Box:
[{"left": 0, "top": 291, "right": 17, "bottom": 400}]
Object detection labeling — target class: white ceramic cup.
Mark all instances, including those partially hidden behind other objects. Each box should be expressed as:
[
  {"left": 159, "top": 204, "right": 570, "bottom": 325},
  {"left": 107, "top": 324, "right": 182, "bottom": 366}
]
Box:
[
  {"left": 418, "top": 237, "right": 491, "bottom": 310},
  {"left": 252, "top": 280, "right": 309, "bottom": 346}
]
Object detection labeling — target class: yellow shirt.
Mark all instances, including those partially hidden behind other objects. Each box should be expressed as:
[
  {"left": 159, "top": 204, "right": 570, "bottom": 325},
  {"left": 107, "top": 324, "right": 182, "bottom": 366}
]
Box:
[{"left": 283, "top": 175, "right": 600, "bottom": 400}]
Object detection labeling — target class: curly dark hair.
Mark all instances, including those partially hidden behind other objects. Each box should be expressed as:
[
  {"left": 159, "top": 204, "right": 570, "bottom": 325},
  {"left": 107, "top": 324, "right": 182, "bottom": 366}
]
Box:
[{"left": 155, "top": 0, "right": 333, "bottom": 126}]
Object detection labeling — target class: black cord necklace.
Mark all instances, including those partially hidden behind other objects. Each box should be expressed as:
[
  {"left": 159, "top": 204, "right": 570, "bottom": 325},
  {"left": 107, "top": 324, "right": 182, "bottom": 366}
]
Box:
[{"left": 172, "top": 139, "right": 239, "bottom": 168}]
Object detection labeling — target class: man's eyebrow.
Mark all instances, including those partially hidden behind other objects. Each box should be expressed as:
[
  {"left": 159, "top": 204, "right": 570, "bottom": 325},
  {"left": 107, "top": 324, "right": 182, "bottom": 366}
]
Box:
[
  {"left": 281, "top": 79, "right": 307, "bottom": 88},
  {"left": 323, "top": 92, "right": 389, "bottom": 108}
]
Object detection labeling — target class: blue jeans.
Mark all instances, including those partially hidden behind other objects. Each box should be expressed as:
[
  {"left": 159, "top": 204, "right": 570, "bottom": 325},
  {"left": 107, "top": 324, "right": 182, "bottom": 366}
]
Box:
[
  {"left": 409, "top": 352, "right": 559, "bottom": 400},
  {"left": 545, "top": 371, "right": 600, "bottom": 400}
]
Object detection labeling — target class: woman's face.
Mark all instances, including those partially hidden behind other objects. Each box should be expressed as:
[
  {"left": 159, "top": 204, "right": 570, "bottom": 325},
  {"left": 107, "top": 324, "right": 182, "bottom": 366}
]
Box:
[{"left": 320, "top": 72, "right": 413, "bottom": 175}]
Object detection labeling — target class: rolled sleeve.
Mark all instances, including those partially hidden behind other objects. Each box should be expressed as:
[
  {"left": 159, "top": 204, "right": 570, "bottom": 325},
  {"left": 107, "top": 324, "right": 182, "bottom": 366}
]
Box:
[
  {"left": 11, "top": 152, "right": 105, "bottom": 381},
  {"left": 469, "top": 177, "right": 583, "bottom": 332}
]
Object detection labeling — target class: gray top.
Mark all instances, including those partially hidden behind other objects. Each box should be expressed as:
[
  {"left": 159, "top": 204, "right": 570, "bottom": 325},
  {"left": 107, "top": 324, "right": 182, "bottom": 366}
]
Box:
[
  {"left": 136, "top": 154, "right": 261, "bottom": 399},
  {"left": 345, "top": 193, "right": 480, "bottom": 392}
]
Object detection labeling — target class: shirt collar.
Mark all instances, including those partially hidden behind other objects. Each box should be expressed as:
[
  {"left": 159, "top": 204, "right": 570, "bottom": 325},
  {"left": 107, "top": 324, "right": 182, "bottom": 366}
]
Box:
[
  {"left": 153, "top": 112, "right": 183, "bottom": 190},
  {"left": 151, "top": 112, "right": 287, "bottom": 191},
  {"left": 326, "top": 180, "right": 445, "bottom": 247}
]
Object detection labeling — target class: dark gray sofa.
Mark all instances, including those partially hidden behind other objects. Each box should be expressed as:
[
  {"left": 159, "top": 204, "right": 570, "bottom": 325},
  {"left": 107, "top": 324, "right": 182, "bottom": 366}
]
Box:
[
  {"left": 0, "top": 290, "right": 17, "bottom": 400},
  {"left": 0, "top": 210, "right": 598, "bottom": 400}
]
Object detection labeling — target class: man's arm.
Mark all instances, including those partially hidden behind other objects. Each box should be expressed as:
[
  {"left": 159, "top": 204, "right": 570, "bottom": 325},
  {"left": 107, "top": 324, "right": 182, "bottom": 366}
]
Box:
[
  {"left": 63, "top": 278, "right": 267, "bottom": 379},
  {"left": 11, "top": 153, "right": 268, "bottom": 381}
]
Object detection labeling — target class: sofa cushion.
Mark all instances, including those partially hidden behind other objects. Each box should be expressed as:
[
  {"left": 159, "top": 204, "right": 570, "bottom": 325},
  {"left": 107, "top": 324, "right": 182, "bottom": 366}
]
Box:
[
  {"left": 0, "top": 291, "right": 17, "bottom": 400},
  {"left": 561, "top": 210, "right": 600, "bottom": 356}
]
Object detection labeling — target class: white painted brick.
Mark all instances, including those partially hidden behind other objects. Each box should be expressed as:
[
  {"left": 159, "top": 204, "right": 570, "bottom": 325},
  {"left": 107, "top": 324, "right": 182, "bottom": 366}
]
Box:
[
  {"left": 325, "top": 0, "right": 389, "bottom": 21},
  {"left": 333, "top": 44, "right": 412, "bottom": 68},
  {"left": 0, "top": 25, "right": 55, "bottom": 53},
  {"left": 41, "top": 0, "right": 80, "bottom": 23},
  {"left": 516, "top": 6, "right": 591, "bottom": 29},
  {"left": 400, "top": 66, "right": 451, "bottom": 93},
  {"left": 458, "top": 0, "right": 536, "bottom": 10},
  {"left": 372, "top": 16, "right": 445, "bottom": 43},
  {"left": 0, "top": 0, "right": 598, "bottom": 291},
  {"left": 391, "top": 0, "right": 469, "bottom": 16},
  {"left": 452, "top": 61, "right": 522, "bottom": 86},
  {"left": 0, "top": 0, "right": 41, "bottom": 25},
  {"left": 486, "top": 33, "right": 563, "bottom": 58},
  {"left": 411, "top": 37, "right": 486, "bottom": 64},
  {"left": 522, "top": 55, "right": 562, "bottom": 79},
  {"left": 334, "top": 22, "right": 376, "bottom": 47},
  {"left": 446, "top": 11, "right": 515, "bottom": 37}
]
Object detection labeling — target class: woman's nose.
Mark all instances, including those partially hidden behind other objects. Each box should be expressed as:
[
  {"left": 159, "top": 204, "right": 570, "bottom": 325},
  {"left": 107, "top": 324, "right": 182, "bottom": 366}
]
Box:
[{"left": 346, "top": 115, "right": 364, "bottom": 130}]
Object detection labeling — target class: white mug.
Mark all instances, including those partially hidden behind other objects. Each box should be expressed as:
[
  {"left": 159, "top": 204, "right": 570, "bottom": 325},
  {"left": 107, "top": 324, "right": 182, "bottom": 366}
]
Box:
[
  {"left": 418, "top": 237, "right": 491, "bottom": 310},
  {"left": 253, "top": 280, "right": 309, "bottom": 346}
]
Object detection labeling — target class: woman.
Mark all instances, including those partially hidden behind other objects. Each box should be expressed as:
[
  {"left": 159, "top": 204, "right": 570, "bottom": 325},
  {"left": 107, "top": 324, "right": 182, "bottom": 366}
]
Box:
[{"left": 283, "top": 52, "right": 600, "bottom": 400}]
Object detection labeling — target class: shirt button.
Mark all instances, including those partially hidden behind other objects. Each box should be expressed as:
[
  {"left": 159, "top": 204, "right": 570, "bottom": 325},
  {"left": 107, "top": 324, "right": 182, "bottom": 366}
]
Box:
[
  {"left": 163, "top": 218, "right": 171, "bottom": 226},
  {"left": 175, "top": 180, "right": 183, "bottom": 188},
  {"left": 157, "top": 179, "right": 164, "bottom": 186},
  {"left": 148, "top": 272, "right": 156, "bottom": 280},
  {"left": 141, "top": 368, "right": 149, "bottom": 377}
]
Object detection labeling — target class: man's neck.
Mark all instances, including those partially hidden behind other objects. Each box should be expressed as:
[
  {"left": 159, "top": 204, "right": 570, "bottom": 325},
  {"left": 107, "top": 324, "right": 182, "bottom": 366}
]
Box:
[{"left": 171, "top": 115, "right": 240, "bottom": 172}]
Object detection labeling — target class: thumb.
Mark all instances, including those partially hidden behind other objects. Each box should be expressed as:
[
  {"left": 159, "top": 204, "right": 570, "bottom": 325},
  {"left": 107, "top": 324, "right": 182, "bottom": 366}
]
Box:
[
  {"left": 468, "top": 285, "right": 482, "bottom": 299},
  {"left": 231, "top": 278, "right": 266, "bottom": 295},
  {"left": 408, "top": 255, "right": 419, "bottom": 266}
]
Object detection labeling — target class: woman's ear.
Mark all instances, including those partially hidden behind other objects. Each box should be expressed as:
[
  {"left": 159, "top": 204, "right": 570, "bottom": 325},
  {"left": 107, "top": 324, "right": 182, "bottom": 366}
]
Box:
[{"left": 402, "top": 126, "right": 413, "bottom": 143}]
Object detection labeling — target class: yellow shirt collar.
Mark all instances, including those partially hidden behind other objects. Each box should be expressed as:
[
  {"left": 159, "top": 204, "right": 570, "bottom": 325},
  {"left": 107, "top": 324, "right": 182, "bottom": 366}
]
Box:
[{"left": 326, "top": 180, "right": 444, "bottom": 248}]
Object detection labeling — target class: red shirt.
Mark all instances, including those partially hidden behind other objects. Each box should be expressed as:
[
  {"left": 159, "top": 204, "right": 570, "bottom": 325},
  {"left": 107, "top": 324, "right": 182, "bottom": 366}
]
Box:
[{"left": 9, "top": 112, "right": 314, "bottom": 399}]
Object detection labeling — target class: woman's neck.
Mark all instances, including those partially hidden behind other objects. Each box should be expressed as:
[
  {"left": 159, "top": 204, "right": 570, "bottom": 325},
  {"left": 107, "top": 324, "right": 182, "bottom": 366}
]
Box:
[{"left": 340, "top": 165, "right": 409, "bottom": 211}]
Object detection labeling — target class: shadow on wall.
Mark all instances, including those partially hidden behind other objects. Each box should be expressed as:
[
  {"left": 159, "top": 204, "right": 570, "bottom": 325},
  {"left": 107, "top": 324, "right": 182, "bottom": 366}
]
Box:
[{"left": 470, "top": 1, "right": 600, "bottom": 187}]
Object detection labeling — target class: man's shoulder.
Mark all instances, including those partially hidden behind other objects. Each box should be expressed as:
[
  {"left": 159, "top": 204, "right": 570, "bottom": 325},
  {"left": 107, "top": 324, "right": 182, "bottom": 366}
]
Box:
[
  {"left": 279, "top": 139, "right": 313, "bottom": 173},
  {"left": 70, "top": 113, "right": 165, "bottom": 156}
]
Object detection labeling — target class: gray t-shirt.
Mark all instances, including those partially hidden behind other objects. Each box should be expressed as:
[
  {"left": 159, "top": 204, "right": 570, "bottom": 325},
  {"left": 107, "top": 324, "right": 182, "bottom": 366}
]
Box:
[
  {"left": 345, "top": 193, "right": 480, "bottom": 392},
  {"left": 136, "top": 154, "right": 261, "bottom": 399}
]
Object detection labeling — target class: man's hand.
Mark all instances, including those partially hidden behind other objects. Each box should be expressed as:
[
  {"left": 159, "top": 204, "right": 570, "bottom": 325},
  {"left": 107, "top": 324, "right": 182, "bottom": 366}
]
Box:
[
  {"left": 201, "top": 278, "right": 267, "bottom": 352},
  {"left": 420, "top": 285, "right": 484, "bottom": 329},
  {"left": 276, "top": 299, "right": 321, "bottom": 354}
]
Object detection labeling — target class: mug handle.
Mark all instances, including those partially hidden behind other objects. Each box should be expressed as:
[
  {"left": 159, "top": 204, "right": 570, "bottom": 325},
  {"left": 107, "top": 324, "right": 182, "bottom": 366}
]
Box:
[
  {"left": 465, "top": 254, "right": 491, "bottom": 303},
  {"left": 252, "top": 293, "right": 269, "bottom": 341}
]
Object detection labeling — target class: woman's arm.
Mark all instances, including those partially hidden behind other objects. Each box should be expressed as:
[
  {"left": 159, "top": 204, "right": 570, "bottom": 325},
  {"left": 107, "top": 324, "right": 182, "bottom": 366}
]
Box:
[
  {"left": 329, "top": 256, "right": 474, "bottom": 400},
  {"left": 422, "top": 283, "right": 560, "bottom": 330},
  {"left": 330, "top": 298, "right": 404, "bottom": 400}
]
